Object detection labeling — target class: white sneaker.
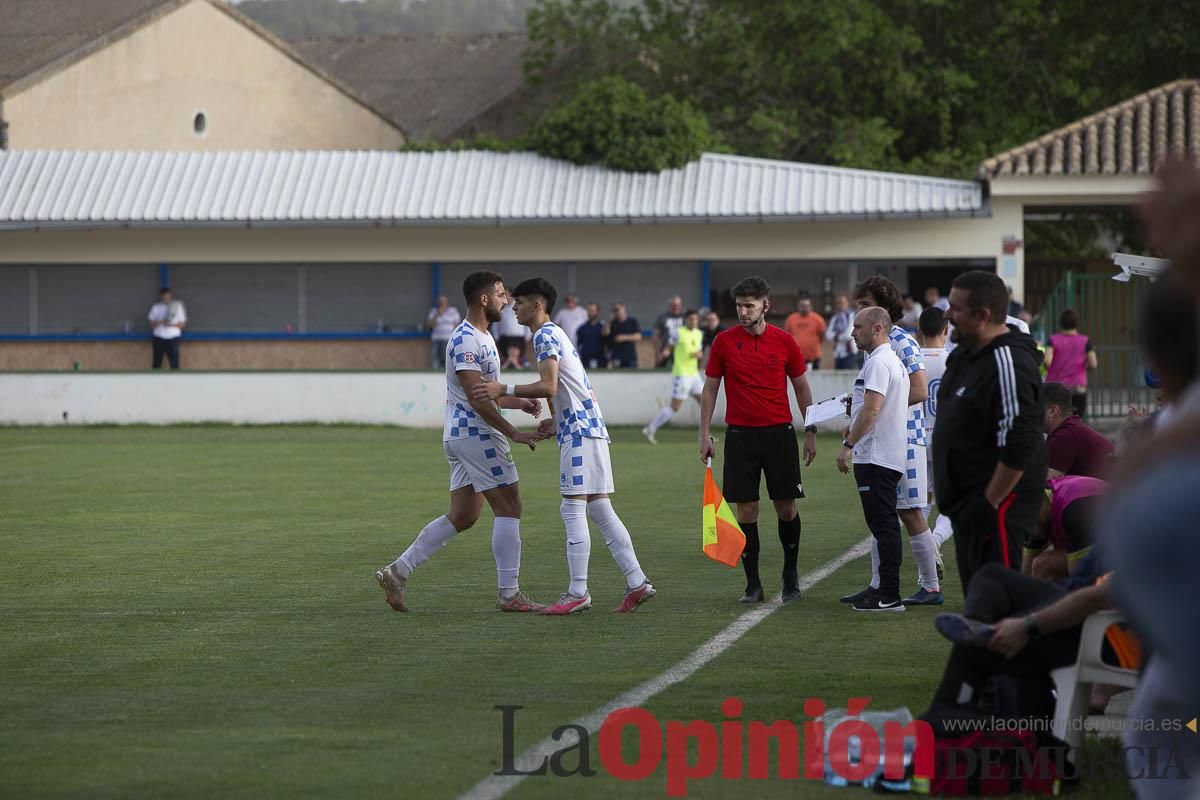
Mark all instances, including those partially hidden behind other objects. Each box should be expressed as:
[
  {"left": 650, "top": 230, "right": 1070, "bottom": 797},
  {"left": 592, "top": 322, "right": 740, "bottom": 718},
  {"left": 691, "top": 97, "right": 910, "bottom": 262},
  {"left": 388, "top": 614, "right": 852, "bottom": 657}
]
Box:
[{"left": 641, "top": 426, "right": 657, "bottom": 444}]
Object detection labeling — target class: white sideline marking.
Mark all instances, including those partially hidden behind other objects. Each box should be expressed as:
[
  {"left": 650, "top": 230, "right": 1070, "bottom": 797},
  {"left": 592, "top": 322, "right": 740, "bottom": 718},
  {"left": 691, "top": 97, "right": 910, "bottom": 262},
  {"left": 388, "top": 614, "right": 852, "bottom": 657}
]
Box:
[{"left": 458, "top": 536, "right": 873, "bottom": 800}]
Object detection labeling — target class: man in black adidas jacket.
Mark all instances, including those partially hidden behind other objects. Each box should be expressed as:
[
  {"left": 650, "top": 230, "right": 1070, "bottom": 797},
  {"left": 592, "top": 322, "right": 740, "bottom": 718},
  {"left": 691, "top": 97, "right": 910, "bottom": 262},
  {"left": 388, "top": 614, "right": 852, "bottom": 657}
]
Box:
[{"left": 933, "top": 271, "right": 1047, "bottom": 594}]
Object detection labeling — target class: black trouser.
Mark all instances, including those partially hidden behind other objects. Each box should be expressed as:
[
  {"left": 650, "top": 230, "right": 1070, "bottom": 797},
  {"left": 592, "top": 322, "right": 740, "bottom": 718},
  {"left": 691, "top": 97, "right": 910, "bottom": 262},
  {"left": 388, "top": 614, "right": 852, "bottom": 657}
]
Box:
[
  {"left": 949, "top": 488, "right": 1042, "bottom": 595},
  {"left": 853, "top": 463, "right": 902, "bottom": 600},
  {"left": 152, "top": 337, "right": 180, "bottom": 370},
  {"left": 1071, "top": 392, "right": 1087, "bottom": 420},
  {"left": 932, "top": 564, "right": 1081, "bottom": 719}
]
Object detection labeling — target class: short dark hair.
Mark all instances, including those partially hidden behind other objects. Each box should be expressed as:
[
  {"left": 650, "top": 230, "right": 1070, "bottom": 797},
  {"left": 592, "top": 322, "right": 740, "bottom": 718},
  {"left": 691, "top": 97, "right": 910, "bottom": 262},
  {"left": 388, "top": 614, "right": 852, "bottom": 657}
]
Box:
[
  {"left": 950, "top": 270, "right": 1008, "bottom": 323},
  {"left": 684, "top": 308, "right": 699, "bottom": 318},
  {"left": 1059, "top": 308, "right": 1079, "bottom": 330},
  {"left": 159, "top": 286, "right": 171, "bottom": 295},
  {"left": 1140, "top": 277, "right": 1199, "bottom": 391},
  {"left": 918, "top": 306, "right": 947, "bottom": 338},
  {"left": 511, "top": 277, "right": 558, "bottom": 315},
  {"left": 731, "top": 276, "right": 770, "bottom": 300},
  {"left": 902, "top": 292, "right": 913, "bottom": 301},
  {"left": 1043, "top": 382, "right": 1074, "bottom": 414},
  {"left": 853, "top": 275, "right": 903, "bottom": 323},
  {"left": 462, "top": 270, "right": 504, "bottom": 307}
]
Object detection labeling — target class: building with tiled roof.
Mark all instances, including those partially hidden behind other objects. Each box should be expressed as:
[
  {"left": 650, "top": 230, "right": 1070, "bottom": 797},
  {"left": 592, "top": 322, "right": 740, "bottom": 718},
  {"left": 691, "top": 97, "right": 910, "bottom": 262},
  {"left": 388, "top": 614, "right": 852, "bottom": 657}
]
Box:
[{"left": 0, "top": 0, "right": 404, "bottom": 150}]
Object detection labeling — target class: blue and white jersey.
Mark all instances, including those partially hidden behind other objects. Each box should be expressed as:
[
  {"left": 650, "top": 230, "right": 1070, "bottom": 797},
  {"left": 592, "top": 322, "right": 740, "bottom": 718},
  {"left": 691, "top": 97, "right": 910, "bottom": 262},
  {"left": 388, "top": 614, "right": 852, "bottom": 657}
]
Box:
[
  {"left": 443, "top": 320, "right": 502, "bottom": 442},
  {"left": 889, "top": 325, "right": 927, "bottom": 447},
  {"left": 920, "top": 346, "right": 948, "bottom": 445},
  {"left": 532, "top": 322, "right": 610, "bottom": 446}
]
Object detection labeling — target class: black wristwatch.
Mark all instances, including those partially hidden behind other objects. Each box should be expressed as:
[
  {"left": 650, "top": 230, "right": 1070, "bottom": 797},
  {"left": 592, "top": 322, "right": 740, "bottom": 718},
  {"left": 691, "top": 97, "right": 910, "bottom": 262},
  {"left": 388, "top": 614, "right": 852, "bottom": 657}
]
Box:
[
  {"left": 804, "top": 425, "right": 817, "bottom": 433},
  {"left": 1023, "top": 615, "right": 1042, "bottom": 639},
  {"left": 842, "top": 439, "right": 853, "bottom": 449}
]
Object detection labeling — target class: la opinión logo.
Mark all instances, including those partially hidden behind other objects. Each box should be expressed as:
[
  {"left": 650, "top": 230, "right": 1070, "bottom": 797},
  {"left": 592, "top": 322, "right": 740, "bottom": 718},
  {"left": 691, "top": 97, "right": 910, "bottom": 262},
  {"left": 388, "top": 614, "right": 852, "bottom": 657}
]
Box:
[{"left": 496, "top": 696, "right": 934, "bottom": 797}]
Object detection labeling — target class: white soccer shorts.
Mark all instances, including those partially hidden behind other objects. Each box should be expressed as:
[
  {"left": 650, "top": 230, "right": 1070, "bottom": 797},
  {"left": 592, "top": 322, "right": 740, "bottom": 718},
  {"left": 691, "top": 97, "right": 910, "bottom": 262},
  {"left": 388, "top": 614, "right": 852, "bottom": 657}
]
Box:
[
  {"left": 895, "top": 442, "right": 929, "bottom": 510},
  {"left": 559, "top": 436, "right": 616, "bottom": 496},
  {"left": 445, "top": 436, "right": 519, "bottom": 493},
  {"left": 671, "top": 374, "right": 705, "bottom": 400}
]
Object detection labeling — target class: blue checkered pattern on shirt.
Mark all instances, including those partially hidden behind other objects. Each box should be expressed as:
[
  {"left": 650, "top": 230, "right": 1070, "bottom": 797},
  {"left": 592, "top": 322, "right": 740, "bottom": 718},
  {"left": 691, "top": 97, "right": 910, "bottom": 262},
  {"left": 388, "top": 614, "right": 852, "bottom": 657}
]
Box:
[
  {"left": 533, "top": 325, "right": 562, "bottom": 363},
  {"left": 889, "top": 326, "right": 927, "bottom": 447}
]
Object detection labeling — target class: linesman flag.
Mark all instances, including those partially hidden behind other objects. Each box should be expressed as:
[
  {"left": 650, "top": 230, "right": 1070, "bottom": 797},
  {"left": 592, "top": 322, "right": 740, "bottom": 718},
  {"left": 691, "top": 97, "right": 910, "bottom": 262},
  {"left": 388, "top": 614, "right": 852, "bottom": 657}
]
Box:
[{"left": 702, "top": 458, "right": 746, "bottom": 567}]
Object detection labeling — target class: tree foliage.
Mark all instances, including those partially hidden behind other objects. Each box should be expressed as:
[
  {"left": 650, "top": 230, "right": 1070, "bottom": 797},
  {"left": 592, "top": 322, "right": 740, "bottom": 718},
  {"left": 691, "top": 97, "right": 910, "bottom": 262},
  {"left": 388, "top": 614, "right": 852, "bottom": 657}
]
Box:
[{"left": 524, "top": 0, "right": 1200, "bottom": 177}]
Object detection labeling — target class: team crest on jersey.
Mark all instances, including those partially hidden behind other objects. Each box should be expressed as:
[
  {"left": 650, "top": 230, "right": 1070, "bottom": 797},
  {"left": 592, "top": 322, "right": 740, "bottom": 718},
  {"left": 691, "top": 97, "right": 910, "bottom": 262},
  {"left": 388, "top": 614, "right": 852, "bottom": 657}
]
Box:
[
  {"left": 766, "top": 355, "right": 780, "bottom": 369},
  {"left": 462, "top": 352, "right": 476, "bottom": 363}
]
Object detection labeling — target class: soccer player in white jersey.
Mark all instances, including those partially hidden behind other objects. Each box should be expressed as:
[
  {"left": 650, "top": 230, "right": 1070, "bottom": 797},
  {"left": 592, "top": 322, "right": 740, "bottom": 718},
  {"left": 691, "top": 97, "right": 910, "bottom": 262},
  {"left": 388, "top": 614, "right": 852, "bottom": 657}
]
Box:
[
  {"left": 846, "top": 276, "right": 943, "bottom": 606},
  {"left": 917, "top": 306, "right": 954, "bottom": 563},
  {"left": 375, "top": 271, "right": 546, "bottom": 613},
  {"left": 472, "top": 277, "right": 656, "bottom": 615}
]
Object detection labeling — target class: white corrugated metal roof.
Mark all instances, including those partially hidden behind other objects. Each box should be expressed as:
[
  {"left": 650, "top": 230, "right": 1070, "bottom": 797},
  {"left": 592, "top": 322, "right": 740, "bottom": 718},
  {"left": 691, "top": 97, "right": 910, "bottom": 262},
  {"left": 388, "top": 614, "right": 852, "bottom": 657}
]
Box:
[{"left": 0, "top": 150, "right": 986, "bottom": 228}]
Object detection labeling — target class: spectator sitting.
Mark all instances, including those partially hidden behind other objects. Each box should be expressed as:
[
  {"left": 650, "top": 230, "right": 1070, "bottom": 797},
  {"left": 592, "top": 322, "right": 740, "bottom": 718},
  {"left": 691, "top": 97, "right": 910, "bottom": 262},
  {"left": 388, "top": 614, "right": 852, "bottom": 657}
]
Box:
[
  {"left": 1023, "top": 475, "right": 1108, "bottom": 582},
  {"left": 501, "top": 343, "right": 529, "bottom": 370},
  {"left": 653, "top": 296, "right": 684, "bottom": 368},
  {"left": 576, "top": 303, "right": 608, "bottom": 370},
  {"left": 1044, "top": 308, "right": 1097, "bottom": 418},
  {"left": 426, "top": 295, "right": 462, "bottom": 369},
  {"left": 552, "top": 293, "right": 589, "bottom": 348},
  {"left": 784, "top": 293, "right": 827, "bottom": 369},
  {"left": 1043, "top": 382, "right": 1115, "bottom": 478},
  {"left": 608, "top": 302, "right": 642, "bottom": 369},
  {"left": 926, "top": 555, "right": 1136, "bottom": 727},
  {"left": 899, "top": 293, "right": 923, "bottom": 333}
]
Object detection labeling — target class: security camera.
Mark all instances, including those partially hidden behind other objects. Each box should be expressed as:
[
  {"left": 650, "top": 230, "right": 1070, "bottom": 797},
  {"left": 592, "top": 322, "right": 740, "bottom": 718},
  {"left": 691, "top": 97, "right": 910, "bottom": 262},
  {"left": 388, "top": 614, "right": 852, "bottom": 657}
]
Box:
[{"left": 1111, "top": 252, "right": 1169, "bottom": 282}]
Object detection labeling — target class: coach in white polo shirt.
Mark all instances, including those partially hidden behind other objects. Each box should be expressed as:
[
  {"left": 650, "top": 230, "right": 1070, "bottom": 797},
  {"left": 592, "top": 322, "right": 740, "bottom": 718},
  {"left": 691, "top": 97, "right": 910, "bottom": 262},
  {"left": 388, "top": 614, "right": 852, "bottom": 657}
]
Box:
[
  {"left": 148, "top": 287, "right": 187, "bottom": 370},
  {"left": 836, "top": 306, "right": 910, "bottom": 612}
]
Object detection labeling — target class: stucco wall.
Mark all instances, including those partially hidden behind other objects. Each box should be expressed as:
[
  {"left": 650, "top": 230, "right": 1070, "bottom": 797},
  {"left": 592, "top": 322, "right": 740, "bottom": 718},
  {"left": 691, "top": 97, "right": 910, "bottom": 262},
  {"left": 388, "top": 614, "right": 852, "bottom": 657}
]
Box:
[
  {"left": 0, "top": 338, "right": 675, "bottom": 371},
  {"left": 3, "top": 0, "right": 403, "bottom": 151}
]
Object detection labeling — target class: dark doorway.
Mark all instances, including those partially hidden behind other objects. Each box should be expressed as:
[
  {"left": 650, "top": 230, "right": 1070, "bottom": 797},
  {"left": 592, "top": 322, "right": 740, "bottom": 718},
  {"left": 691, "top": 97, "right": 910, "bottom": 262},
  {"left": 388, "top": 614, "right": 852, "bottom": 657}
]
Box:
[{"left": 906, "top": 262, "right": 995, "bottom": 299}]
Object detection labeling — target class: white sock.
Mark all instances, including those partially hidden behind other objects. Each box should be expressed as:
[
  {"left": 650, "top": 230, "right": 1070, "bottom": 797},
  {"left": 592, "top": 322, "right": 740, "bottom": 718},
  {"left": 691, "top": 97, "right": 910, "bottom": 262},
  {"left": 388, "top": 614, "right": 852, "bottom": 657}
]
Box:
[
  {"left": 933, "top": 514, "right": 954, "bottom": 547},
  {"left": 587, "top": 498, "right": 647, "bottom": 589},
  {"left": 561, "top": 499, "right": 590, "bottom": 596},
  {"left": 869, "top": 538, "right": 880, "bottom": 589},
  {"left": 492, "top": 516, "right": 522, "bottom": 598},
  {"left": 910, "top": 531, "right": 940, "bottom": 591},
  {"left": 395, "top": 515, "right": 458, "bottom": 577},
  {"left": 647, "top": 406, "right": 675, "bottom": 434}
]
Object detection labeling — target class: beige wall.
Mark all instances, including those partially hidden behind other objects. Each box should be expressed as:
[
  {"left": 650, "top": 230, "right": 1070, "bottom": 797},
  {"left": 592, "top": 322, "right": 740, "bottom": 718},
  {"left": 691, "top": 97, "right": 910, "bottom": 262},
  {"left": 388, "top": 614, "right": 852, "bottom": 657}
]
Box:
[
  {"left": 0, "top": 215, "right": 1008, "bottom": 264},
  {"left": 0, "top": 338, "right": 668, "bottom": 371},
  {"left": 3, "top": 0, "right": 403, "bottom": 151}
]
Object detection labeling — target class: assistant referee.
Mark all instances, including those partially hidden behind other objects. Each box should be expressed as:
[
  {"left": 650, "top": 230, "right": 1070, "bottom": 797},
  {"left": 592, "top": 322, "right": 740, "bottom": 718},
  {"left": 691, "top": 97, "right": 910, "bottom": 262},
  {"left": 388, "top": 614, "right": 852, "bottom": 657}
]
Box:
[{"left": 700, "top": 276, "right": 817, "bottom": 604}]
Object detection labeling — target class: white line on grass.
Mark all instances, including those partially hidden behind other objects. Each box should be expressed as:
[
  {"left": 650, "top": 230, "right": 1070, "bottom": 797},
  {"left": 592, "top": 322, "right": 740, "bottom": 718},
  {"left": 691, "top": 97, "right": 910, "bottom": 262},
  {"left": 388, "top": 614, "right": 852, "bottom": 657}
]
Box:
[{"left": 458, "top": 536, "right": 874, "bottom": 800}]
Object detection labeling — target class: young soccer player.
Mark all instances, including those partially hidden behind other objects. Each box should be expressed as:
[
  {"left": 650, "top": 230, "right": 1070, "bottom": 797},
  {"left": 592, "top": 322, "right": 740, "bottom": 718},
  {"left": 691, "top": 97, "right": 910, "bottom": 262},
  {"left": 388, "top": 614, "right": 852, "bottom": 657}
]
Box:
[
  {"left": 643, "top": 309, "right": 705, "bottom": 443},
  {"left": 472, "top": 278, "right": 656, "bottom": 614},
  {"left": 917, "top": 307, "right": 952, "bottom": 571},
  {"left": 374, "top": 271, "right": 545, "bottom": 613}
]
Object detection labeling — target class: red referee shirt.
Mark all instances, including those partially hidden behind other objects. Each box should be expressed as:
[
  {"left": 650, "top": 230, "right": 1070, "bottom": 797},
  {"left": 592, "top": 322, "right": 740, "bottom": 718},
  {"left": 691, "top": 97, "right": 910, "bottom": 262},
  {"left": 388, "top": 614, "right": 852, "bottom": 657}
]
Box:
[{"left": 705, "top": 324, "right": 807, "bottom": 426}]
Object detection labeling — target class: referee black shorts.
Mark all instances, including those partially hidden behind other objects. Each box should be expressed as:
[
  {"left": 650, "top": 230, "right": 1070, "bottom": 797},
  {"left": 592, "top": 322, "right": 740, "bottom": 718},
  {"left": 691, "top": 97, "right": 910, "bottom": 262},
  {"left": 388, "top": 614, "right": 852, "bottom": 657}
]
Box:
[{"left": 722, "top": 423, "right": 804, "bottom": 503}]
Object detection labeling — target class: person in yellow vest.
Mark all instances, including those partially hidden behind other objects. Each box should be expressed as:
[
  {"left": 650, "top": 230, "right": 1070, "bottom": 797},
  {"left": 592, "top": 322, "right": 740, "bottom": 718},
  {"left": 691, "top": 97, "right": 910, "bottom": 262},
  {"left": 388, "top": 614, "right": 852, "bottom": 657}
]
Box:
[{"left": 643, "top": 309, "right": 705, "bottom": 443}]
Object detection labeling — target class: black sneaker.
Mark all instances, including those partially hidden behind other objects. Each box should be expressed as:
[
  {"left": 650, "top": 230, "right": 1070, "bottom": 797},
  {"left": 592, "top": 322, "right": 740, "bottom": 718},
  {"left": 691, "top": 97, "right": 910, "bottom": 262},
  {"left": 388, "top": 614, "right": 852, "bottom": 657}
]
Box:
[
  {"left": 852, "top": 595, "right": 905, "bottom": 612},
  {"left": 739, "top": 585, "right": 764, "bottom": 604},
  {"left": 840, "top": 585, "right": 875, "bottom": 604},
  {"left": 934, "top": 613, "right": 994, "bottom": 646}
]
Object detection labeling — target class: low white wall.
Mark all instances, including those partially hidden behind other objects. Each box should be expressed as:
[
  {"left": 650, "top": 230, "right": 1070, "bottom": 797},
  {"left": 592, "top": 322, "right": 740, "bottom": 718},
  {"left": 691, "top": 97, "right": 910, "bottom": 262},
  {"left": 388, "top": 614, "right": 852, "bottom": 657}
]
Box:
[{"left": 0, "top": 371, "right": 856, "bottom": 427}]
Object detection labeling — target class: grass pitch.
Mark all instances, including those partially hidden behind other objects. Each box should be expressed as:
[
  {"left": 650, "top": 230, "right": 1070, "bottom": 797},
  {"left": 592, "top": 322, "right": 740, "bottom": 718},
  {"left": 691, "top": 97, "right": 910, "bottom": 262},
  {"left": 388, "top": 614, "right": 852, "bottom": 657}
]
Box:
[{"left": 0, "top": 426, "right": 1131, "bottom": 799}]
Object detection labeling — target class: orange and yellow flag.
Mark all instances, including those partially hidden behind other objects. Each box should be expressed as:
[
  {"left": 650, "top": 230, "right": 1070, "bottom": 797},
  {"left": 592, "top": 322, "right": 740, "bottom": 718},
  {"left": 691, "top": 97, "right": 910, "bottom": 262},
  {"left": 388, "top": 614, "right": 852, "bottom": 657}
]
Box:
[{"left": 702, "top": 462, "right": 747, "bottom": 567}]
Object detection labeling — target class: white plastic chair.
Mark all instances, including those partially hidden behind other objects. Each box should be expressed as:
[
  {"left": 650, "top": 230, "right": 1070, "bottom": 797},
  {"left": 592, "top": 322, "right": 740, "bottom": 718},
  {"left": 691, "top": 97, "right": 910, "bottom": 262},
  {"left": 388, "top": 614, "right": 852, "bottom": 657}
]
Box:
[{"left": 1050, "top": 609, "right": 1140, "bottom": 756}]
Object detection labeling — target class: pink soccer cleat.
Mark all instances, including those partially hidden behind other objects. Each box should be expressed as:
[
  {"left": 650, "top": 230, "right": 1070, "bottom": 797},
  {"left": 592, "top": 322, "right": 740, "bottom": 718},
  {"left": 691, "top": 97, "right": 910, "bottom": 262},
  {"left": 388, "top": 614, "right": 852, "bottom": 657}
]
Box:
[
  {"left": 613, "top": 582, "right": 656, "bottom": 613},
  {"left": 540, "top": 592, "right": 593, "bottom": 615}
]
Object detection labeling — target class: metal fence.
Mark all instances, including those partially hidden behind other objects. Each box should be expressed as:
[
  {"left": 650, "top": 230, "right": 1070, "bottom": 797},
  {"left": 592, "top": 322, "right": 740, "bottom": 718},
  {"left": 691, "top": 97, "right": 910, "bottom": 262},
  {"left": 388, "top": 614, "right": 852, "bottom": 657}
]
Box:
[{"left": 1032, "top": 271, "right": 1156, "bottom": 418}]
